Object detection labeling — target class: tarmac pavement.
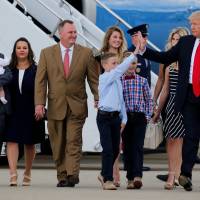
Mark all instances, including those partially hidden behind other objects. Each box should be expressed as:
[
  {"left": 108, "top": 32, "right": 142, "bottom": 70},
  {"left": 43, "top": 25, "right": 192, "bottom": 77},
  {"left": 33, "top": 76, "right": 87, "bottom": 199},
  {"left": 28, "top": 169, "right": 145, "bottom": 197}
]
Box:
[
  {"left": 0, "top": 154, "right": 200, "bottom": 200},
  {"left": 0, "top": 169, "right": 199, "bottom": 200}
]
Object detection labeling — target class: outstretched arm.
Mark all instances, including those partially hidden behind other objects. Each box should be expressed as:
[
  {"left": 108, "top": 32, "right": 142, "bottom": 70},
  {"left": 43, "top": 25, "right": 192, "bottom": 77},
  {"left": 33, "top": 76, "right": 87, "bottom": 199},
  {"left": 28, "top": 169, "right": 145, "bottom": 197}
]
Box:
[{"left": 143, "top": 42, "right": 180, "bottom": 64}]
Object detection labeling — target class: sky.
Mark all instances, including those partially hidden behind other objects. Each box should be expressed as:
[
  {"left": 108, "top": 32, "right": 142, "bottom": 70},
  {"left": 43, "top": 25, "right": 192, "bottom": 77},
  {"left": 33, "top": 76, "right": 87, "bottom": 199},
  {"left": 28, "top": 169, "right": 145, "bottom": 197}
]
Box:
[{"left": 100, "top": 0, "right": 200, "bottom": 11}]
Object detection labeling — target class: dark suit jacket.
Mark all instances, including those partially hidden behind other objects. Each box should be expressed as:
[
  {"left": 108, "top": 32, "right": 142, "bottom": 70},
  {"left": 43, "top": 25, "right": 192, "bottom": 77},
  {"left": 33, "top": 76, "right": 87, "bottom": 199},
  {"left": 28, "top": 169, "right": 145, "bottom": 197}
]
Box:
[
  {"left": 143, "top": 35, "right": 196, "bottom": 112},
  {"left": 0, "top": 66, "right": 12, "bottom": 134},
  {"left": 0, "top": 66, "right": 12, "bottom": 115}
]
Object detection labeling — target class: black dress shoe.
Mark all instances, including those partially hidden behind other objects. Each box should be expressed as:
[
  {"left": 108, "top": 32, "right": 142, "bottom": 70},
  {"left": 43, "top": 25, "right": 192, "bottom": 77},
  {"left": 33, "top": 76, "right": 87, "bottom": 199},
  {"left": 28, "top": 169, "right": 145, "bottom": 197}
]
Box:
[
  {"left": 68, "top": 175, "right": 79, "bottom": 184},
  {"left": 195, "top": 156, "right": 200, "bottom": 164},
  {"left": 57, "top": 180, "right": 68, "bottom": 187},
  {"left": 179, "top": 175, "right": 192, "bottom": 191},
  {"left": 142, "top": 166, "right": 151, "bottom": 171},
  {"left": 156, "top": 174, "right": 168, "bottom": 182},
  {"left": 65, "top": 175, "right": 79, "bottom": 187},
  {"left": 157, "top": 174, "right": 179, "bottom": 186},
  {"left": 65, "top": 181, "right": 75, "bottom": 187}
]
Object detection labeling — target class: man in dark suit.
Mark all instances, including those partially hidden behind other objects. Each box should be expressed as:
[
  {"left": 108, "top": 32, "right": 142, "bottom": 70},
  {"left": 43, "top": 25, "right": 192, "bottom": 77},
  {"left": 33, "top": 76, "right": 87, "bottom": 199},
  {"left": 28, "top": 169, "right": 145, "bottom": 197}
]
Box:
[
  {"left": 127, "top": 24, "right": 151, "bottom": 87},
  {"left": 137, "top": 11, "right": 200, "bottom": 191}
]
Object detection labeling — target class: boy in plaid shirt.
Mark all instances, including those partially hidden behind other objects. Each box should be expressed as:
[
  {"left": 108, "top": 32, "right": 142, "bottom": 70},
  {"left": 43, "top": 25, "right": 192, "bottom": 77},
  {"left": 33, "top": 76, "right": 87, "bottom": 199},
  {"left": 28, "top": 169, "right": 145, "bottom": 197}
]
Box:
[{"left": 121, "top": 51, "right": 153, "bottom": 189}]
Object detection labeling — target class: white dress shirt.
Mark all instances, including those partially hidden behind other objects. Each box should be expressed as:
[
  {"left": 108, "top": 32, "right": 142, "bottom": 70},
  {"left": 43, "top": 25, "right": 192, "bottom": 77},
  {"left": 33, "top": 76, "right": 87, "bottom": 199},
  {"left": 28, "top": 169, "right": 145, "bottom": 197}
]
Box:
[
  {"left": 59, "top": 42, "right": 74, "bottom": 67},
  {"left": 18, "top": 69, "right": 25, "bottom": 94},
  {"left": 189, "top": 38, "right": 200, "bottom": 83}
]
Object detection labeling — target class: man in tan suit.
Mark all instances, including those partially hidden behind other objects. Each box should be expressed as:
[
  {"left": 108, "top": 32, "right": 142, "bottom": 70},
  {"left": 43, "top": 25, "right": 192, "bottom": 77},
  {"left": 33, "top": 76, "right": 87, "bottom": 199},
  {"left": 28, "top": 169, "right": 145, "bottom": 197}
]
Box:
[{"left": 35, "top": 20, "right": 99, "bottom": 187}]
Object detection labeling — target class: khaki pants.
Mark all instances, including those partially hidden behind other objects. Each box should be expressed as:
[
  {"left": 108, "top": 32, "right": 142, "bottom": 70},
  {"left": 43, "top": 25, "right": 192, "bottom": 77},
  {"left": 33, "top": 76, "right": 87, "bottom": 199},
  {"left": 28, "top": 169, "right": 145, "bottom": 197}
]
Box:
[{"left": 48, "top": 112, "right": 85, "bottom": 181}]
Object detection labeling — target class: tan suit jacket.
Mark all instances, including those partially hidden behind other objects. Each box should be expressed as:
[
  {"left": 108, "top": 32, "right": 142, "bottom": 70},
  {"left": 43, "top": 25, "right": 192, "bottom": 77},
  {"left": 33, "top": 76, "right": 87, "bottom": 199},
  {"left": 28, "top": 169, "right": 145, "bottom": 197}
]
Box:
[{"left": 35, "top": 43, "right": 99, "bottom": 120}]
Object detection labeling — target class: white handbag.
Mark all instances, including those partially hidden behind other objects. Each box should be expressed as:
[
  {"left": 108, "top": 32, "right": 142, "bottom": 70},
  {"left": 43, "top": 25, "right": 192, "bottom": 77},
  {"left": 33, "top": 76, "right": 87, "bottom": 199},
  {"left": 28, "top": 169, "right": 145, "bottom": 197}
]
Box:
[{"left": 144, "top": 119, "right": 163, "bottom": 149}]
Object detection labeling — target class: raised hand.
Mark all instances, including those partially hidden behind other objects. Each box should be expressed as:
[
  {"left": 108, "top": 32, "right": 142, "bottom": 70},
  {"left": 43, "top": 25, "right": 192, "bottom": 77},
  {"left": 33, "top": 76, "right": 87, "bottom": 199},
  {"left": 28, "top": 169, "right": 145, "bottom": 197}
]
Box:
[
  {"left": 137, "top": 31, "right": 147, "bottom": 52},
  {"left": 133, "top": 38, "right": 140, "bottom": 55}
]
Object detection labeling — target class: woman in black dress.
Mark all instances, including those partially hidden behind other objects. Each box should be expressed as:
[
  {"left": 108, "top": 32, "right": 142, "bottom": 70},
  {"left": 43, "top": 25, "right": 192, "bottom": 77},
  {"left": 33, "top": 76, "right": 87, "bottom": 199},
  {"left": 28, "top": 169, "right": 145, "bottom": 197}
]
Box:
[
  {"left": 152, "top": 27, "right": 189, "bottom": 189},
  {"left": 5, "top": 38, "right": 44, "bottom": 186}
]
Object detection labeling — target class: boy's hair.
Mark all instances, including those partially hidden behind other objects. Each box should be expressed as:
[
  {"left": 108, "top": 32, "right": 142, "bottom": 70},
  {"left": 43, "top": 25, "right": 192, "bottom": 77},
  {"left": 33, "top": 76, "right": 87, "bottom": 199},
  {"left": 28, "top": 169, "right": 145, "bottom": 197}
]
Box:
[
  {"left": 123, "top": 51, "right": 138, "bottom": 64},
  {"left": 100, "top": 52, "right": 117, "bottom": 66},
  {"left": 123, "top": 51, "right": 132, "bottom": 58}
]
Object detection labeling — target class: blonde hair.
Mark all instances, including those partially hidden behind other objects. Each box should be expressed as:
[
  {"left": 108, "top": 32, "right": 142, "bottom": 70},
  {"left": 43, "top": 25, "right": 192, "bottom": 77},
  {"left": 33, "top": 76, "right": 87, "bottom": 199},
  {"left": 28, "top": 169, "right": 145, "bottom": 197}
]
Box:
[
  {"left": 100, "top": 26, "right": 127, "bottom": 62},
  {"left": 165, "top": 27, "right": 190, "bottom": 50},
  {"left": 165, "top": 27, "right": 189, "bottom": 69},
  {"left": 189, "top": 10, "right": 200, "bottom": 21}
]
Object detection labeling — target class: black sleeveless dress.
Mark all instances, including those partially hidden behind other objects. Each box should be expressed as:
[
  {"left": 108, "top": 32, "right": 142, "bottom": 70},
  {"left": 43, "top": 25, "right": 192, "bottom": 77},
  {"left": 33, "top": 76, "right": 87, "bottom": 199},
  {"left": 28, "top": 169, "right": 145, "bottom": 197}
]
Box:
[{"left": 5, "top": 64, "right": 45, "bottom": 144}]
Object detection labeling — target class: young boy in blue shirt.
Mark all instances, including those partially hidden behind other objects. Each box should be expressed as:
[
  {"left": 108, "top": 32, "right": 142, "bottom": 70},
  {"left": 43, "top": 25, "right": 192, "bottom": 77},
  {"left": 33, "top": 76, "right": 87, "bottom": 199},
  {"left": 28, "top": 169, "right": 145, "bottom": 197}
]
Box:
[{"left": 97, "top": 47, "right": 138, "bottom": 190}]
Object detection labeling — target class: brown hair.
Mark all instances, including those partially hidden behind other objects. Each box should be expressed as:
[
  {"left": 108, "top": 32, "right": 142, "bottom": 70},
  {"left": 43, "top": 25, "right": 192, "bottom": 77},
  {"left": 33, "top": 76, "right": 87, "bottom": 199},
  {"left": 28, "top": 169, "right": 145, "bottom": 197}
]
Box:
[
  {"left": 9, "top": 37, "right": 35, "bottom": 69},
  {"left": 100, "top": 52, "right": 117, "bottom": 66},
  {"left": 100, "top": 26, "right": 127, "bottom": 61},
  {"left": 58, "top": 19, "right": 74, "bottom": 32}
]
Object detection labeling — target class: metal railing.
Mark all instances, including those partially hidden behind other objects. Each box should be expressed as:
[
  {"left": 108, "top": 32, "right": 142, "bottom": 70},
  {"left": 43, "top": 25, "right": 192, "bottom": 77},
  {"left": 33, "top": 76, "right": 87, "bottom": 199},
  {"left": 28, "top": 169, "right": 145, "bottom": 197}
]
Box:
[
  {"left": 35, "top": 0, "right": 99, "bottom": 49},
  {"left": 59, "top": 0, "right": 72, "bottom": 15},
  {"left": 11, "top": 0, "right": 99, "bottom": 50},
  {"left": 95, "top": 0, "right": 161, "bottom": 52},
  {"left": 13, "top": 0, "right": 28, "bottom": 15}
]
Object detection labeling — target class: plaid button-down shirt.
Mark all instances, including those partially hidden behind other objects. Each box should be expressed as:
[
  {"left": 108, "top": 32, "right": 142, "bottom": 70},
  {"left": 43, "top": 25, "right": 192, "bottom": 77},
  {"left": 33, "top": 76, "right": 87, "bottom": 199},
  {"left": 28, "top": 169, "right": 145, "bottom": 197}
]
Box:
[{"left": 121, "top": 73, "right": 153, "bottom": 121}]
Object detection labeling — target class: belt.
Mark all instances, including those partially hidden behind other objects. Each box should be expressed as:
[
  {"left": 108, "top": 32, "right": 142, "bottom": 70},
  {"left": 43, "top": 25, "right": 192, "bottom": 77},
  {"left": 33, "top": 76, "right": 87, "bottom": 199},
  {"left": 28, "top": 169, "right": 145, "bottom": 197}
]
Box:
[
  {"left": 127, "top": 112, "right": 145, "bottom": 117},
  {"left": 98, "top": 110, "right": 119, "bottom": 117}
]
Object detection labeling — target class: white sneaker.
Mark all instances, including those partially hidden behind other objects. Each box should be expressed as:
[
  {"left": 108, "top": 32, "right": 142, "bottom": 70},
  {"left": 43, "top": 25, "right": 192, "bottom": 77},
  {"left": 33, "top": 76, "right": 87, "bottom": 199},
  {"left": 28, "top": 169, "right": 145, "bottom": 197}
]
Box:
[
  {"left": 103, "top": 181, "right": 117, "bottom": 190},
  {"left": 97, "top": 174, "right": 104, "bottom": 186}
]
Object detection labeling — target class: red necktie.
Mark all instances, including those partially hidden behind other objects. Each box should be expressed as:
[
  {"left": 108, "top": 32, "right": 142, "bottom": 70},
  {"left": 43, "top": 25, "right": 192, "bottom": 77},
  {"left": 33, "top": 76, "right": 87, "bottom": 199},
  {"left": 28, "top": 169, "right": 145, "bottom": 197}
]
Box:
[
  {"left": 64, "top": 48, "right": 70, "bottom": 77},
  {"left": 192, "top": 42, "right": 200, "bottom": 97}
]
